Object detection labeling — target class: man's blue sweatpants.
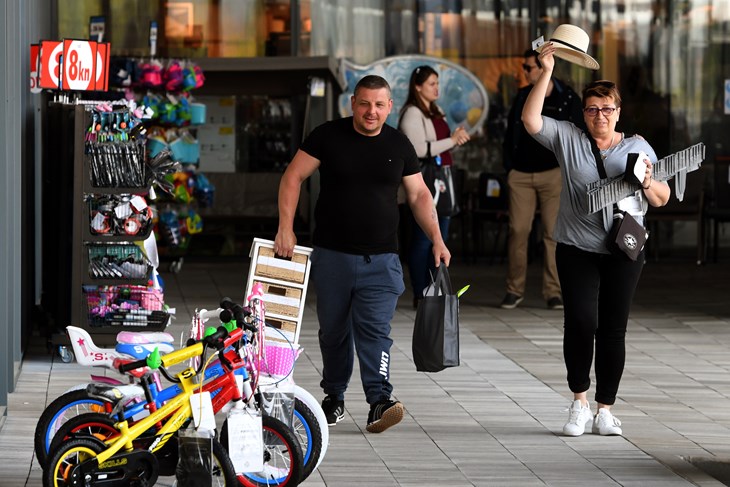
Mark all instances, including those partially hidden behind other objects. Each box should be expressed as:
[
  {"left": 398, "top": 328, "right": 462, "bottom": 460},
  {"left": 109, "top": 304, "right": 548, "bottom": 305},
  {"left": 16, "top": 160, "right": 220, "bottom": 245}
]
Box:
[{"left": 310, "top": 247, "right": 405, "bottom": 405}]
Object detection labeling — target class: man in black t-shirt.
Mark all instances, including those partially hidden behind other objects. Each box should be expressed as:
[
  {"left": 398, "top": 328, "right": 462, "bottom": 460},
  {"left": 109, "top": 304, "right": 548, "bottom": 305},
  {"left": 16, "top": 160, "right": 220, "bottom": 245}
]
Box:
[{"left": 275, "top": 75, "right": 450, "bottom": 433}]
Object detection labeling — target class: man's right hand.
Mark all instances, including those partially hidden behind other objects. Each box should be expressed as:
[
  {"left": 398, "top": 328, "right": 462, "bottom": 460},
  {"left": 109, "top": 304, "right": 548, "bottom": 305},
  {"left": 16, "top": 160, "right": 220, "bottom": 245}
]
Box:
[{"left": 274, "top": 229, "right": 297, "bottom": 258}]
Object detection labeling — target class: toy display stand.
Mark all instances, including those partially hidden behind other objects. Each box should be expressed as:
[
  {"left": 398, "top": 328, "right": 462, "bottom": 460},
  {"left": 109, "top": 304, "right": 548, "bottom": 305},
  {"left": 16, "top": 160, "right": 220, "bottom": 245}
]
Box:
[{"left": 49, "top": 103, "right": 170, "bottom": 361}]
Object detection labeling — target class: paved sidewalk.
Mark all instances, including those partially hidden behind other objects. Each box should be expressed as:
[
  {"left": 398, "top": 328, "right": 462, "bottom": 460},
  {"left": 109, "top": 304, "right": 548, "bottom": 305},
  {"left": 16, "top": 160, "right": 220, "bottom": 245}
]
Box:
[{"left": 3, "top": 256, "right": 730, "bottom": 486}]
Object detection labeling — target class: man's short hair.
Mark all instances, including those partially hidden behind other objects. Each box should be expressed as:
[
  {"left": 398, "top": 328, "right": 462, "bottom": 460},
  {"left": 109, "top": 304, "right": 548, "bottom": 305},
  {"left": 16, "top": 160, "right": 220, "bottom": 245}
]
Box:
[
  {"left": 524, "top": 48, "right": 541, "bottom": 69},
  {"left": 354, "top": 75, "right": 392, "bottom": 98}
]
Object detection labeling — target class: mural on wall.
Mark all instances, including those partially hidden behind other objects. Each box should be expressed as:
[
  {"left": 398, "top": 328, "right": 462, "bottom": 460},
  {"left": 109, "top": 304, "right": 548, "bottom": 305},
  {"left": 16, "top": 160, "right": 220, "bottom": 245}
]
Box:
[{"left": 338, "top": 55, "right": 489, "bottom": 135}]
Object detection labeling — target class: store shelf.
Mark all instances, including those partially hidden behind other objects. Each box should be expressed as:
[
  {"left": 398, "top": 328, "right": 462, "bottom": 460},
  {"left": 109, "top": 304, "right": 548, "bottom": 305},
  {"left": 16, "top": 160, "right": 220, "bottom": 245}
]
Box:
[{"left": 68, "top": 105, "right": 168, "bottom": 343}]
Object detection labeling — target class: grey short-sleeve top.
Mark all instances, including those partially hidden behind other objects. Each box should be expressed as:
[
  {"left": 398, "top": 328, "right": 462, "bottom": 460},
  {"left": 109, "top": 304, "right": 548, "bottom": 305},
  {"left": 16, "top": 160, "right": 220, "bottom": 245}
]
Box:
[{"left": 532, "top": 117, "right": 658, "bottom": 254}]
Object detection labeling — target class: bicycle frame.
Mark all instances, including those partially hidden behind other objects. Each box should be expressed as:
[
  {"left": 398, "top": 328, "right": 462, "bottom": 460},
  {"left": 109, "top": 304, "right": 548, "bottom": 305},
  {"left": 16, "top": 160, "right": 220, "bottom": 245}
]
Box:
[{"left": 78, "top": 332, "right": 241, "bottom": 475}]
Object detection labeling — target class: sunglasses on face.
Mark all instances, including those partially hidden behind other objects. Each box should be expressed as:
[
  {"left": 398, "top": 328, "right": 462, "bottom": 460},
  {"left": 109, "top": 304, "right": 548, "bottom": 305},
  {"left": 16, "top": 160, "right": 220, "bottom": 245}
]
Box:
[
  {"left": 583, "top": 106, "right": 617, "bottom": 117},
  {"left": 522, "top": 64, "right": 538, "bottom": 72}
]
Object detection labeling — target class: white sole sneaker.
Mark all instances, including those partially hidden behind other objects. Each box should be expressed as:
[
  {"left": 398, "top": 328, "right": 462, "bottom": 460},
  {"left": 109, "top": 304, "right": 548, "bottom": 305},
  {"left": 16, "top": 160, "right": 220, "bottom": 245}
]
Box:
[
  {"left": 592, "top": 408, "right": 622, "bottom": 435},
  {"left": 562, "top": 400, "right": 592, "bottom": 436}
]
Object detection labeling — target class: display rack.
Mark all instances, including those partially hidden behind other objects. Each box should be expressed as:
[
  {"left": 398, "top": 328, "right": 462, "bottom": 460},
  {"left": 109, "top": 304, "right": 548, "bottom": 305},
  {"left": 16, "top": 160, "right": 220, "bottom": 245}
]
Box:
[
  {"left": 244, "top": 238, "right": 312, "bottom": 346},
  {"left": 53, "top": 104, "right": 170, "bottom": 351}
]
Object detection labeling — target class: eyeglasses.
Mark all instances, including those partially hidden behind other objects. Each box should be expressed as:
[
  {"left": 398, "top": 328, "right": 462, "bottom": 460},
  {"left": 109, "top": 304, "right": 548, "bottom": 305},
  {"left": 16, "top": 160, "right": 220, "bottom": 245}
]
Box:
[
  {"left": 522, "top": 64, "right": 538, "bottom": 72},
  {"left": 583, "top": 106, "right": 617, "bottom": 117}
]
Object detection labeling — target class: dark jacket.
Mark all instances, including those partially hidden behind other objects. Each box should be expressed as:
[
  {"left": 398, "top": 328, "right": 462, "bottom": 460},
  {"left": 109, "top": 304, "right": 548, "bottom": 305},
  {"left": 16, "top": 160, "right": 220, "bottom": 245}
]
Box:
[{"left": 503, "top": 78, "right": 585, "bottom": 173}]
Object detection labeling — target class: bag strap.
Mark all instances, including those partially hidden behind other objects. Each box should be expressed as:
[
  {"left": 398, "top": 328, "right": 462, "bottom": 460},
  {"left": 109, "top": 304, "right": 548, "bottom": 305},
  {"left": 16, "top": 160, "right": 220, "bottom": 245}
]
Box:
[
  {"left": 586, "top": 130, "right": 616, "bottom": 209},
  {"left": 585, "top": 130, "right": 608, "bottom": 179},
  {"left": 432, "top": 264, "right": 454, "bottom": 296}
]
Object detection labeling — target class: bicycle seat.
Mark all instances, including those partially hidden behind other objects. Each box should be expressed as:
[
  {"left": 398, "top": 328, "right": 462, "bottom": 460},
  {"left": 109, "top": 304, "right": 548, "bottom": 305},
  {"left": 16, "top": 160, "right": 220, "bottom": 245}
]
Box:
[
  {"left": 115, "top": 341, "right": 175, "bottom": 360},
  {"left": 116, "top": 330, "right": 174, "bottom": 344}
]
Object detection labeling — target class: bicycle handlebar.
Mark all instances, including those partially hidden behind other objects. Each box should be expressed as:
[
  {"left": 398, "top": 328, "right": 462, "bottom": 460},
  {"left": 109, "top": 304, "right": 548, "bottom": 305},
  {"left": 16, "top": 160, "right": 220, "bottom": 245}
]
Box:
[
  {"left": 118, "top": 325, "right": 234, "bottom": 376},
  {"left": 198, "top": 308, "right": 225, "bottom": 321},
  {"left": 220, "top": 297, "right": 257, "bottom": 333},
  {"left": 118, "top": 357, "right": 149, "bottom": 373}
]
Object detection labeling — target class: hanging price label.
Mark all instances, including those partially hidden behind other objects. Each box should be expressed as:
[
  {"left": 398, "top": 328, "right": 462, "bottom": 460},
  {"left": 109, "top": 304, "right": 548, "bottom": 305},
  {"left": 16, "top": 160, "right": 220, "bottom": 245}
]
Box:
[
  {"left": 39, "top": 40, "right": 63, "bottom": 89},
  {"left": 62, "top": 39, "right": 97, "bottom": 91}
]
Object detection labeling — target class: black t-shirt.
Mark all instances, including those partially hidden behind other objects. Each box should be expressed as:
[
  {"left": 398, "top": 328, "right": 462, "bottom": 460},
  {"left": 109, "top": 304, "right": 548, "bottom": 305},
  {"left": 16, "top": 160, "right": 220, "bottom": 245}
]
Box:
[{"left": 300, "top": 117, "right": 420, "bottom": 255}]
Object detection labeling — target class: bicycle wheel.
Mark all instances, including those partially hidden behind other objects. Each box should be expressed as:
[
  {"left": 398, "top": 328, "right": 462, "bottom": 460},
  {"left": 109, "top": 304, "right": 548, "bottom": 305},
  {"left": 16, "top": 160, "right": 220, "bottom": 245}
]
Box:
[
  {"left": 293, "top": 384, "right": 329, "bottom": 471},
  {"left": 43, "top": 436, "right": 159, "bottom": 487},
  {"left": 48, "top": 412, "right": 120, "bottom": 459},
  {"left": 210, "top": 437, "right": 241, "bottom": 486},
  {"left": 293, "top": 398, "right": 322, "bottom": 481},
  {"left": 43, "top": 437, "right": 105, "bottom": 487},
  {"left": 220, "top": 414, "right": 304, "bottom": 487},
  {"left": 35, "top": 389, "right": 112, "bottom": 466},
  {"left": 47, "top": 414, "right": 238, "bottom": 487}
]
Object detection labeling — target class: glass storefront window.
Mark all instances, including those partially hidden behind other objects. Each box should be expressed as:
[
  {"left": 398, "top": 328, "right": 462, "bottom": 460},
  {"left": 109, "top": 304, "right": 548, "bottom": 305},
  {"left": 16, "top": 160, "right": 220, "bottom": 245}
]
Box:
[
  {"left": 59, "top": 1, "right": 267, "bottom": 58},
  {"left": 56, "top": 0, "right": 730, "bottom": 168},
  {"left": 310, "top": 0, "right": 386, "bottom": 63}
]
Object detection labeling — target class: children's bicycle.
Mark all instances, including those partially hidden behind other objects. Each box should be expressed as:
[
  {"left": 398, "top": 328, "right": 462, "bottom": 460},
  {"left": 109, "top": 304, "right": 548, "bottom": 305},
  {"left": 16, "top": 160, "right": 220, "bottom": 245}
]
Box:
[
  {"left": 44, "top": 304, "right": 305, "bottom": 486},
  {"left": 37, "top": 295, "right": 327, "bottom": 481},
  {"left": 43, "top": 325, "right": 241, "bottom": 487}
]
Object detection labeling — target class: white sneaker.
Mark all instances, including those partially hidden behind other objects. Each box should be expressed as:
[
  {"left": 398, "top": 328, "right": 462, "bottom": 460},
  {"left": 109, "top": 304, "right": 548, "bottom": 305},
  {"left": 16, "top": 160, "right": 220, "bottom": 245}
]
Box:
[
  {"left": 592, "top": 408, "right": 622, "bottom": 436},
  {"left": 562, "top": 400, "right": 593, "bottom": 436}
]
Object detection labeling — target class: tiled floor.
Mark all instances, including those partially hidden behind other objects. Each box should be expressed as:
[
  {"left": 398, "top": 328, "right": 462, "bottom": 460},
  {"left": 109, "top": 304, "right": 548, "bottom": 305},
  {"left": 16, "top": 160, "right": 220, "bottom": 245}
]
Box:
[{"left": 4, "top": 254, "right": 730, "bottom": 486}]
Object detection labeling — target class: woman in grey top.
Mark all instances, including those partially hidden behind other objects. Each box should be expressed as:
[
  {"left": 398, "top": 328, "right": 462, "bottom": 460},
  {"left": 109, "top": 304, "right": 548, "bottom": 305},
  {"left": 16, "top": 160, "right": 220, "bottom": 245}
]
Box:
[{"left": 522, "top": 42, "right": 670, "bottom": 437}]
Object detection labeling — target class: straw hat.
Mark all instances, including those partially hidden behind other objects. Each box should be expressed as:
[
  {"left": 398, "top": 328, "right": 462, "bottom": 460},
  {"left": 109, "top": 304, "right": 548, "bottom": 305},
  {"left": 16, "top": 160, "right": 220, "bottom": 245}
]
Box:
[{"left": 538, "top": 24, "right": 600, "bottom": 70}]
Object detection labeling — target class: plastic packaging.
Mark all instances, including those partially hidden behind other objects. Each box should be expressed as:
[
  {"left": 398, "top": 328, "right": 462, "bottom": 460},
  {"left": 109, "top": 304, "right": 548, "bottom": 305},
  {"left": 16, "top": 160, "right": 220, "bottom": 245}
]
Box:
[{"left": 176, "top": 426, "right": 213, "bottom": 487}]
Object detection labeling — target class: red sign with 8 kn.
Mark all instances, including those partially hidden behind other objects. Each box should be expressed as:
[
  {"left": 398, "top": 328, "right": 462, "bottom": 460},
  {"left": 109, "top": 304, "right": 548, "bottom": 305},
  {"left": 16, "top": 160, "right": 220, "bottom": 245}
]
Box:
[
  {"left": 36, "top": 39, "right": 109, "bottom": 92},
  {"left": 62, "top": 39, "right": 97, "bottom": 91}
]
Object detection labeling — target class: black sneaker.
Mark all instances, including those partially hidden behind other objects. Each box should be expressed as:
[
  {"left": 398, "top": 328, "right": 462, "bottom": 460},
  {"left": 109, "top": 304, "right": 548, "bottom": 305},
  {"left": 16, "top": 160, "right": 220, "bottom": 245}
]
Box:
[
  {"left": 366, "top": 399, "right": 404, "bottom": 433},
  {"left": 547, "top": 297, "right": 564, "bottom": 310},
  {"left": 500, "top": 293, "right": 524, "bottom": 309},
  {"left": 321, "top": 395, "right": 345, "bottom": 426}
]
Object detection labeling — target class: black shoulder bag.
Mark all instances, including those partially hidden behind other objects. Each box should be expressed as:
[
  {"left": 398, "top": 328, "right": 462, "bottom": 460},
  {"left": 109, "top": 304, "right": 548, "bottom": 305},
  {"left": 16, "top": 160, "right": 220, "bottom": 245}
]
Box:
[
  {"left": 587, "top": 135, "right": 648, "bottom": 261},
  {"left": 420, "top": 141, "right": 459, "bottom": 217}
]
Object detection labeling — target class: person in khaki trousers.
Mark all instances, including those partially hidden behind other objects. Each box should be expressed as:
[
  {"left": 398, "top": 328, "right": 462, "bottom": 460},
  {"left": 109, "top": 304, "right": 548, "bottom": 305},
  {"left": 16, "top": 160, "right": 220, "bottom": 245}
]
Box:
[{"left": 501, "top": 49, "right": 585, "bottom": 310}]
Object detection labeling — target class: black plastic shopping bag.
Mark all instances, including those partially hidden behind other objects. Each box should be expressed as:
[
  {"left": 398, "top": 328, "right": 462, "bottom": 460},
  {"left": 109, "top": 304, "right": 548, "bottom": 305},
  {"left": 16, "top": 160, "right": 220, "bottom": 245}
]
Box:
[{"left": 412, "top": 265, "right": 460, "bottom": 372}]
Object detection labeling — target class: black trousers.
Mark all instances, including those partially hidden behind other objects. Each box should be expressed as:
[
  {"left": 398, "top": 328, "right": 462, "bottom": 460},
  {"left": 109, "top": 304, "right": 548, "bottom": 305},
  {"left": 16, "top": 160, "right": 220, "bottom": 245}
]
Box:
[{"left": 556, "top": 243, "right": 644, "bottom": 405}]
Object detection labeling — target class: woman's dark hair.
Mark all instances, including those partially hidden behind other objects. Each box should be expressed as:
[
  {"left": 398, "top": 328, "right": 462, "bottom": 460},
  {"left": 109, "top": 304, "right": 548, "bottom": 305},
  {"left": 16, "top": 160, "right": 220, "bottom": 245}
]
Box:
[
  {"left": 582, "top": 80, "right": 622, "bottom": 107},
  {"left": 400, "top": 65, "right": 443, "bottom": 119}
]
